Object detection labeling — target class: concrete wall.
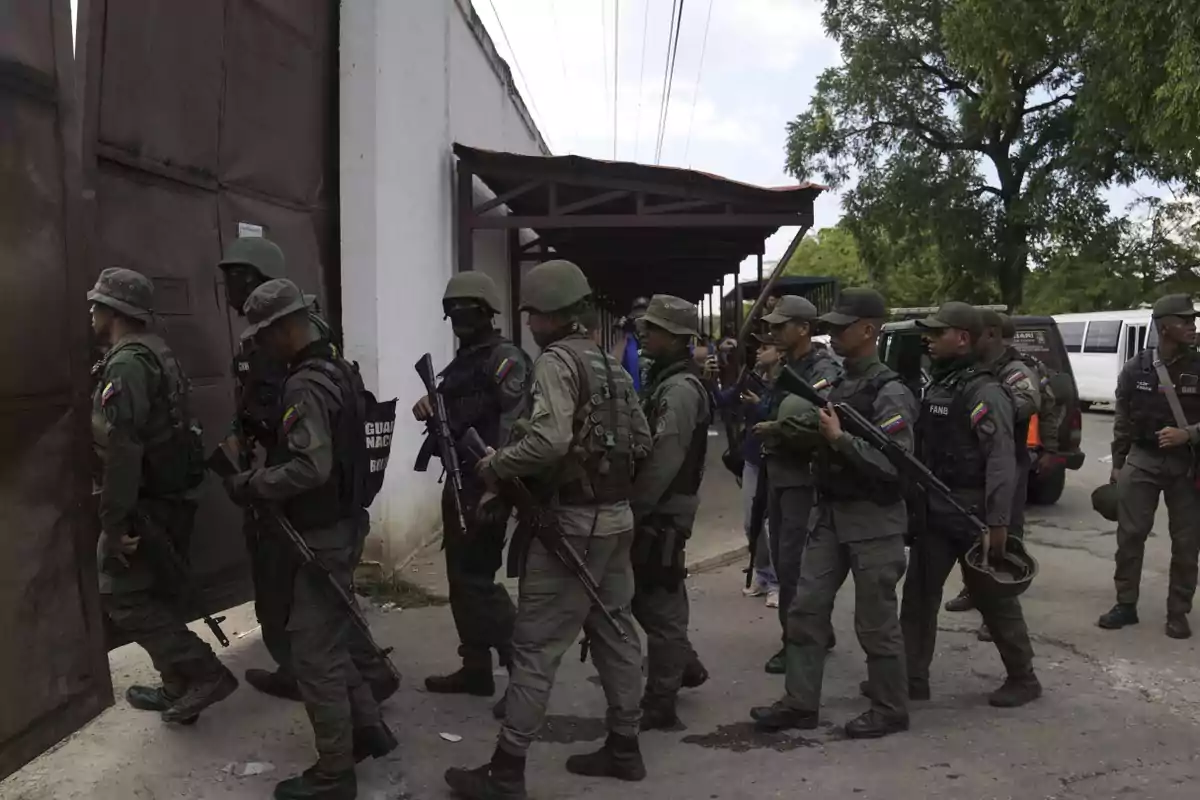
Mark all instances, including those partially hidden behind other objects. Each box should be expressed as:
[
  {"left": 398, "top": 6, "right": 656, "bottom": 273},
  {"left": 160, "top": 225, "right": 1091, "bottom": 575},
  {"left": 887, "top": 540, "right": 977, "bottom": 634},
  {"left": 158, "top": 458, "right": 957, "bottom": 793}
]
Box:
[{"left": 340, "top": 0, "right": 547, "bottom": 570}]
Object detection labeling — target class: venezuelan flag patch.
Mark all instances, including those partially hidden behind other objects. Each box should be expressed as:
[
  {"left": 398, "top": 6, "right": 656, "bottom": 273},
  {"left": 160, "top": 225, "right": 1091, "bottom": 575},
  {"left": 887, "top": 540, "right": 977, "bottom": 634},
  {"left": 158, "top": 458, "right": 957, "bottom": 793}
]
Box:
[
  {"left": 879, "top": 414, "right": 906, "bottom": 434},
  {"left": 969, "top": 401, "right": 989, "bottom": 426},
  {"left": 494, "top": 357, "right": 515, "bottom": 383},
  {"left": 282, "top": 405, "right": 300, "bottom": 434},
  {"left": 101, "top": 381, "right": 117, "bottom": 406},
  {"left": 812, "top": 378, "right": 830, "bottom": 391}
]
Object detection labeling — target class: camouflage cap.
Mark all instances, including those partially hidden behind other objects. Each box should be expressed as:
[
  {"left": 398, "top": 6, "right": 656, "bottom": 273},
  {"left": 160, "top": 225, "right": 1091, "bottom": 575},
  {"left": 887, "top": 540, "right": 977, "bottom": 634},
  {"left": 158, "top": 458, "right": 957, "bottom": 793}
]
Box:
[
  {"left": 914, "top": 301, "right": 983, "bottom": 338},
  {"left": 762, "top": 295, "right": 819, "bottom": 325},
  {"left": 88, "top": 268, "right": 154, "bottom": 321},
  {"left": 1151, "top": 293, "right": 1196, "bottom": 319},
  {"left": 242, "top": 278, "right": 311, "bottom": 337},
  {"left": 218, "top": 236, "right": 286, "bottom": 280},
  {"left": 444, "top": 271, "right": 503, "bottom": 314},
  {"left": 640, "top": 294, "right": 700, "bottom": 337}
]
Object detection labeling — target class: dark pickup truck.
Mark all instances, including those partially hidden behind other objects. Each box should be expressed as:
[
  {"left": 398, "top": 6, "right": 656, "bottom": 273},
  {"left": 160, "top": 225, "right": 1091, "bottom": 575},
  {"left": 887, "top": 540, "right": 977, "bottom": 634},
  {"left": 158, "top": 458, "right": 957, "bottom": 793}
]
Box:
[{"left": 878, "top": 315, "right": 1085, "bottom": 505}]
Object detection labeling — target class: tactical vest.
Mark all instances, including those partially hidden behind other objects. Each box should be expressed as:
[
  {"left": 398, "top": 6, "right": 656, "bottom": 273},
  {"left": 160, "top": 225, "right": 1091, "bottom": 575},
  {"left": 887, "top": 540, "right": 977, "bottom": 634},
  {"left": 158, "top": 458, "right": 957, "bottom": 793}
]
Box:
[
  {"left": 1128, "top": 349, "right": 1200, "bottom": 448},
  {"left": 643, "top": 359, "right": 712, "bottom": 500},
  {"left": 545, "top": 334, "right": 639, "bottom": 506},
  {"left": 918, "top": 367, "right": 995, "bottom": 491},
  {"left": 817, "top": 367, "right": 903, "bottom": 504},
  {"left": 97, "top": 333, "right": 204, "bottom": 496},
  {"left": 438, "top": 334, "right": 523, "bottom": 448}
]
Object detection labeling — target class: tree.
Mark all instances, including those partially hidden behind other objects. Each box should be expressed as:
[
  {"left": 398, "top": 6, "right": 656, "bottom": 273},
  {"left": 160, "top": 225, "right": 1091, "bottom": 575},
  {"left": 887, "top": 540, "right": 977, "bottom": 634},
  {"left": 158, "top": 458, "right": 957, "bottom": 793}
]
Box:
[{"left": 785, "top": 0, "right": 1199, "bottom": 310}]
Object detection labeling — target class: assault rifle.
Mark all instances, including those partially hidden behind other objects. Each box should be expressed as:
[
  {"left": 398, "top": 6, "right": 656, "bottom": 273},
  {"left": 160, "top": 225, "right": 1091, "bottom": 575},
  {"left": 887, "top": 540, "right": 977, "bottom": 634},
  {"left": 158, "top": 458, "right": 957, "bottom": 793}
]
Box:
[
  {"left": 413, "top": 354, "right": 468, "bottom": 536},
  {"left": 775, "top": 365, "right": 989, "bottom": 535},
  {"left": 458, "top": 427, "right": 630, "bottom": 646}
]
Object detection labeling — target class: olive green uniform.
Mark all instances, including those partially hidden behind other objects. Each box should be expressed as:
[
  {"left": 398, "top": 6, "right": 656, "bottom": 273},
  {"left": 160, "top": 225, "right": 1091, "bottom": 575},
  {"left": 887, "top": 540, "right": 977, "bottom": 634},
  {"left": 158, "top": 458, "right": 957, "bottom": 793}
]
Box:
[{"left": 989, "top": 348, "right": 1042, "bottom": 538}]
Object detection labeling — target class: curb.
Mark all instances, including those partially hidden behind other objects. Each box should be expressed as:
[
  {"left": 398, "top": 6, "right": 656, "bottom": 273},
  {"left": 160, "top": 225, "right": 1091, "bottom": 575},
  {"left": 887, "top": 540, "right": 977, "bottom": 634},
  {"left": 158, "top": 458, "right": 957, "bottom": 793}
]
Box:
[{"left": 687, "top": 544, "right": 749, "bottom": 576}]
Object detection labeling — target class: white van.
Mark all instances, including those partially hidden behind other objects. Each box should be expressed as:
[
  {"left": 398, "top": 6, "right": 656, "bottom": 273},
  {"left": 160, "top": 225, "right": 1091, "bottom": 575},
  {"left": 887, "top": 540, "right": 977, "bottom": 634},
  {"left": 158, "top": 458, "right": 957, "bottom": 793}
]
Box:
[{"left": 1053, "top": 308, "right": 1156, "bottom": 407}]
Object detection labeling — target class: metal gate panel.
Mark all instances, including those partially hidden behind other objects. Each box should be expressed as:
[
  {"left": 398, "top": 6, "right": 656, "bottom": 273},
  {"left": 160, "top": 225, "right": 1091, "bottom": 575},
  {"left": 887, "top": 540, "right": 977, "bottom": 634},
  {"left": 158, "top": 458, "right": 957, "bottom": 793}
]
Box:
[{"left": 0, "top": 0, "right": 113, "bottom": 780}]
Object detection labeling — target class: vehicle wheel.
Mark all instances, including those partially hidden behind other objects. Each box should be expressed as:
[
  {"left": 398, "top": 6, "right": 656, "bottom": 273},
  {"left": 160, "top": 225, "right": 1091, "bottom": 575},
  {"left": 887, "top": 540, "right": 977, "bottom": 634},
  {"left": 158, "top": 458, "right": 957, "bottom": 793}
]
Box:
[
  {"left": 1079, "top": 401, "right": 1093, "bottom": 412},
  {"left": 1027, "top": 467, "right": 1066, "bottom": 505}
]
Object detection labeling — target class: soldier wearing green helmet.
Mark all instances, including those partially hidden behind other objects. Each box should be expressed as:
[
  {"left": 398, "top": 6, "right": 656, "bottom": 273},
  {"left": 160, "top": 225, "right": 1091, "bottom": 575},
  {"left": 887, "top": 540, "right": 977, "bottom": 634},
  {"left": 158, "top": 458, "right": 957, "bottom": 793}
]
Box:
[
  {"left": 88, "top": 268, "right": 239, "bottom": 725},
  {"left": 413, "top": 270, "right": 532, "bottom": 706},
  {"left": 445, "top": 259, "right": 653, "bottom": 798}
]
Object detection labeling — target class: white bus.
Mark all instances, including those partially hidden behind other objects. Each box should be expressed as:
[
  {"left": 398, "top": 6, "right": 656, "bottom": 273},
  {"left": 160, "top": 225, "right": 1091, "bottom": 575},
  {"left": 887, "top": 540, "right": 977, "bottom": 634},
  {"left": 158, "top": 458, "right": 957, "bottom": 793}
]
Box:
[{"left": 1052, "top": 309, "right": 1153, "bottom": 407}]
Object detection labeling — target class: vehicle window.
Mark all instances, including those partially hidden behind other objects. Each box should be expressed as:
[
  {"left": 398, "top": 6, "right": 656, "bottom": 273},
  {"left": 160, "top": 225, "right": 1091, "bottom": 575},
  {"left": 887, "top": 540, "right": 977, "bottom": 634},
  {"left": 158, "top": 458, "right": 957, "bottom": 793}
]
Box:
[
  {"left": 1083, "top": 319, "right": 1122, "bottom": 354},
  {"left": 1147, "top": 323, "right": 1159, "bottom": 349},
  {"left": 1011, "top": 327, "right": 1064, "bottom": 371},
  {"left": 1060, "top": 321, "right": 1085, "bottom": 353}
]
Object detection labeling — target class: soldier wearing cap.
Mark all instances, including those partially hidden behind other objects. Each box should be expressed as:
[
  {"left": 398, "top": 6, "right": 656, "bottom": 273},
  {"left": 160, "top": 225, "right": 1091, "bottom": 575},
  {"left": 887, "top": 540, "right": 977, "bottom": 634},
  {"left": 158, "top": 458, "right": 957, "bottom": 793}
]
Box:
[
  {"left": 900, "top": 301, "right": 1042, "bottom": 708},
  {"left": 755, "top": 294, "right": 843, "bottom": 674},
  {"left": 751, "top": 288, "right": 916, "bottom": 738},
  {"left": 413, "top": 272, "right": 532, "bottom": 709},
  {"left": 1100, "top": 293, "right": 1200, "bottom": 640},
  {"left": 445, "top": 260, "right": 653, "bottom": 798},
  {"left": 627, "top": 295, "right": 714, "bottom": 731},
  {"left": 225, "top": 279, "right": 395, "bottom": 800},
  {"left": 88, "top": 268, "right": 238, "bottom": 725}
]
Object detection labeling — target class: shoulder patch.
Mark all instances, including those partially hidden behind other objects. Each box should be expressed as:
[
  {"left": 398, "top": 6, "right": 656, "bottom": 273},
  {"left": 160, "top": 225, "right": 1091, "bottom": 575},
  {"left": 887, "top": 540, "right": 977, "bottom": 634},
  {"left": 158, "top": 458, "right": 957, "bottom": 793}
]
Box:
[
  {"left": 494, "top": 356, "right": 517, "bottom": 383},
  {"left": 969, "top": 401, "right": 989, "bottom": 427},
  {"left": 282, "top": 404, "right": 302, "bottom": 435},
  {"left": 879, "top": 414, "right": 907, "bottom": 434},
  {"left": 100, "top": 379, "right": 120, "bottom": 407},
  {"left": 812, "top": 377, "right": 830, "bottom": 391}
]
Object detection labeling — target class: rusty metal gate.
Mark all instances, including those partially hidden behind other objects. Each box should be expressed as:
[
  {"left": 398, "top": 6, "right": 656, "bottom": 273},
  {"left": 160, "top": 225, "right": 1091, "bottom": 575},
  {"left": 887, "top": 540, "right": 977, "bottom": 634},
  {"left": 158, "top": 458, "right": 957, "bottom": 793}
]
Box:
[{"left": 1, "top": 0, "right": 340, "bottom": 780}]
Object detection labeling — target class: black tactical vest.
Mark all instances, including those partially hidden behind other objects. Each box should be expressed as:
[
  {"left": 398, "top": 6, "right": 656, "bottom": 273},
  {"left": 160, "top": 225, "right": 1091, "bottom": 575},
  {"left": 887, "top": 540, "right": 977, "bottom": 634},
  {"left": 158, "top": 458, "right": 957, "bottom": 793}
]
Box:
[
  {"left": 643, "top": 358, "right": 712, "bottom": 500},
  {"left": 817, "top": 367, "right": 903, "bottom": 504},
  {"left": 918, "top": 367, "right": 994, "bottom": 491},
  {"left": 1128, "top": 349, "right": 1200, "bottom": 447},
  {"left": 545, "top": 334, "right": 639, "bottom": 506},
  {"left": 438, "top": 333, "right": 520, "bottom": 448}
]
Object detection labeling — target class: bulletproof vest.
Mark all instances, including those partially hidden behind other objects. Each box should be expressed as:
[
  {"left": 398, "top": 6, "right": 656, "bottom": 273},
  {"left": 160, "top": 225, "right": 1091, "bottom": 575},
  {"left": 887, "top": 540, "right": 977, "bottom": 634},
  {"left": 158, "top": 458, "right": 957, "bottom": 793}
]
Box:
[
  {"left": 918, "top": 366, "right": 994, "bottom": 491},
  {"left": 1128, "top": 349, "right": 1200, "bottom": 447},
  {"left": 234, "top": 310, "right": 335, "bottom": 447},
  {"left": 271, "top": 345, "right": 367, "bottom": 530},
  {"left": 102, "top": 333, "right": 204, "bottom": 496},
  {"left": 643, "top": 358, "right": 712, "bottom": 500},
  {"left": 438, "top": 333, "right": 515, "bottom": 448},
  {"left": 817, "top": 367, "right": 903, "bottom": 504},
  {"left": 545, "top": 334, "right": 639, "bottom": 506}
]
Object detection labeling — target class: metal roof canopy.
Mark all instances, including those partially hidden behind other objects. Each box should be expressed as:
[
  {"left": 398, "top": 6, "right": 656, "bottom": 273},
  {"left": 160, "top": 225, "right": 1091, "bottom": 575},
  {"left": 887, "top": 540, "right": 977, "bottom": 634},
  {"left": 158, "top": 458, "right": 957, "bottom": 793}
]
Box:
[{"left": 453, "top": 144, "right": 823, "bottom": 339}]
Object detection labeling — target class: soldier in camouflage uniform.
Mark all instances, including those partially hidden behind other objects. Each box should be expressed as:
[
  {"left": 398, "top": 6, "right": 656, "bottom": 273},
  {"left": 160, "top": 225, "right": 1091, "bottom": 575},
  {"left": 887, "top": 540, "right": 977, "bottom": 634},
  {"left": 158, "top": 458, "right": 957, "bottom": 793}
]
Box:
[
  {"left": 89, "top": 268, "right": 238, "bottom": 724},
  {"left": 217, "top": 237, "right": 398, "bottom": 706},
  {"left": 629, "top": 295, "right": 713, "bottom": 731},
  {"left": 414, "top": 272, "right": 531, "bottom": 708},
  {"left": 445, "top": 260, "right": 653, "bottom": 800},
  {"left": 227, "top": 279, "right": 395, "bottom": 800}
]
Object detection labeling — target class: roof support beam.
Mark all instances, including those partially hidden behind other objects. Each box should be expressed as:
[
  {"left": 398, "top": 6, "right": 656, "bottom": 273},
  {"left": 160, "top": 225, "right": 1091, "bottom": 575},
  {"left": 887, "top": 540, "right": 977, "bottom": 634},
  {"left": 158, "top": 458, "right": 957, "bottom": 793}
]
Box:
[
  {"left": 470, "top": 212, "right": 813, "bottom": 230},
  {"left": 475, "top": 179, "right": 544, "bottom": 215}
]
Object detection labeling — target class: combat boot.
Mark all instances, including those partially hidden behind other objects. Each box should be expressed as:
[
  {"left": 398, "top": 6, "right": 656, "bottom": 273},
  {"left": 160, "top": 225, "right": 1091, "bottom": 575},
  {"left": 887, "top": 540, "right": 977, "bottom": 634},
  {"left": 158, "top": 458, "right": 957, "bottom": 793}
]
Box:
[
  {"left": 844, "top": 709, "right": 909, "bottom": 739},
  {"left": 988, "top": 674, "right": 1042, "bottom": 708},
  {"left": 444, "top": 745, "right": 527, "bottom": 800},
  {"left": 426, "top": 666, "right": 495, "bottom": 696},
  {"left": 125, "top": 685, "right": 198, "bottom": 725},
  {"left": 353, "top": 721, "right": 398, "bottom": 762},
  {"left": 162, "top": 667, "right": 238, "bottom": 723},
  {"left": 370, "top": 671, "right": 401, "bottom": 703},
  {"left": 245, "top": 668, "right": 302, "bottom": 701},
  {"left": 976, "top": 623, "right": 993, "bottom": 642},
  {"left": 274, "top": 765, "right": 356, "bottom": 800},
  {"left": 1166, "top": 614, "right": 1192, "bottom": 639},
  {"left": 749, "top": 701, "right": 819, "bottom": 733},
  {"left": 681, "top": 656, "right": 709, "bottom": 689},
  {"left": 1097, "top": 603, "right": 1139, "bottom": 629},
  {"left": 639, "top": 695, "right": 680, "bottom": 731},
  {"left": 565, "top": 733, "right": 646, "bottom": 781},
  {"left": 945, "top": 587, "right": 974, "bottom": 612}
]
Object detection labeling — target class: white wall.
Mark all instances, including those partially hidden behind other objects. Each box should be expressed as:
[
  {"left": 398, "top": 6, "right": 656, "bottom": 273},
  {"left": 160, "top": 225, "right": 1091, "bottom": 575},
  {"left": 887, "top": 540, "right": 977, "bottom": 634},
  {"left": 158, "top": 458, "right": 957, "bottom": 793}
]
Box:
[{"left": 340, "top": 0, "right": 547, "bottom": 570}]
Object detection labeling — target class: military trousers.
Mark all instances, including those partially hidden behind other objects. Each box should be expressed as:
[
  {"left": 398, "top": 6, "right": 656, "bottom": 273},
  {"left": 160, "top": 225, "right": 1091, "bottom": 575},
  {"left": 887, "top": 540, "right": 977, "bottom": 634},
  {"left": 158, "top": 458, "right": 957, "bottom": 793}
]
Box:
[
  {"left": 443, "top": 489, "right": 516, "bottom": 670},
  {"left": 783, "top": 522, "right": 908, "bottom": 716},
  {"left": 1114, "top": 453, "right": 1200, "bottom": 615},
  {"left": 287, "top": 530, "right": 382, "bottom": 773},
  {"left": 499, "top": 531, "right": 642, "bottom": 757},
  {"left": 632, "top": 574, "right": 692, "bottom": 702},
  {"left": 900, "top": 523, "right": 1036, "bottom": 687},
  {"left": 768, "top": 480, "right": 817, "bottom": 640}
]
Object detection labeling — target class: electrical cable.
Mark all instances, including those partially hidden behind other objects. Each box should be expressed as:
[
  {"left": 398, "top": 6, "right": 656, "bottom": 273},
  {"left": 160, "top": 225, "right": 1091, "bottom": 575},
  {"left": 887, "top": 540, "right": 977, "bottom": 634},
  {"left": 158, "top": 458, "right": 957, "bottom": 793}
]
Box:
[{"left": 682, "top": 0, "right": 715, "bottom": 166}]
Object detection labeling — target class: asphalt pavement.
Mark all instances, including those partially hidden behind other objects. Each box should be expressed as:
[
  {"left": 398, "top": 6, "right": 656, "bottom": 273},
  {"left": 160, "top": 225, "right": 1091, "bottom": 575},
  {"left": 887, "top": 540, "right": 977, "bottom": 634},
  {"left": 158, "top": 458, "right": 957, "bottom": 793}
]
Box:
[{"left": 4, "top": 412, "right": 1200, "bottom": 800}]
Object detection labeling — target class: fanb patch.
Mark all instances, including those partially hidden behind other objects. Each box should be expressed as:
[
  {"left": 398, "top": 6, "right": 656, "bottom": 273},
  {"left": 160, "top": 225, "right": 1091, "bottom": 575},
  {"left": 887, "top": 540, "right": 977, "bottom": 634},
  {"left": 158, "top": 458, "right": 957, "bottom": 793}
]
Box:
[{"left": 282, "top": 404, "right": 301, "bottom": 435}]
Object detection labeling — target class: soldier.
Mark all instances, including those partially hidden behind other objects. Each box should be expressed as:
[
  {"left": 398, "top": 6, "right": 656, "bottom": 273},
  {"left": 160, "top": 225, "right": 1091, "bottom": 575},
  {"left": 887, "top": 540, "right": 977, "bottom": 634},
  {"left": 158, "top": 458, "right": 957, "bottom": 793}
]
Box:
[
  {"left": 217, "top": 237, "right": 398, "bottom": 706},
  {"left": 751, "top": 288, "right": 916, "bottom": 738},
  {"left": 756, "top": 294, "right": 842, "bottom": 674},
  {"left": 629, "top": 295, "right": 713, "bottom": 731},
  {"left": 945, "top": 309, "right": 1043, "bottom": 641},
  {"left": 413, "top": 272, "right": 531, "bottom": 706},
  {"left": 1099, "top": 293, "right": 1200, "bottom": 640},
  {"left": 89, "top": 268, "right": 238, "bottom": 724},
  {"left": 226, "top": 279, "right": 395, "bottom": 800},
  {"left": 444, "top": 260, "right": 652, "bottom": 799},
  {"left": 899, "top": 302, "right": 1042, "bottom": 708}
]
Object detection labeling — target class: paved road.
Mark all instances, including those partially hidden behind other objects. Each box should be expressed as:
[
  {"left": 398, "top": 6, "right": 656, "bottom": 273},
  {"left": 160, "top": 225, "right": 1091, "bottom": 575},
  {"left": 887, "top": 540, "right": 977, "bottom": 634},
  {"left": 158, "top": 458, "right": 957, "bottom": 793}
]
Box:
[{"left": 5, "top": 412, "right": 1200, "bottom": 799}]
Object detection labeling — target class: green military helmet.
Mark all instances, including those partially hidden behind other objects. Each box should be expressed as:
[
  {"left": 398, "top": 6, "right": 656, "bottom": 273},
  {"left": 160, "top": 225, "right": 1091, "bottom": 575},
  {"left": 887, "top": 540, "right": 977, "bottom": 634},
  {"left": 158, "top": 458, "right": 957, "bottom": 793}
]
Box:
[
  {"left": 963, "top": 535, "right": 1039, "bottom": 600},
  {"left": 88, "top": 267, "right": 154, "bottom": 321},
  {"left": 444, "top": 271, "right": 503, "bottom": 315},
  {"left": 519, "top": 259, "right": 592, "bottom": 314},
  {"left": 640, "top": 294, "right": 700, "bottom": 337},
  {"left": 1091, "top": 482, "right": 1119, "bottom": 522},
  {"left": 218, "top": 236, "right": 286, "bottom": 280},
  {"left": 776, "top": 392, "right": 822, "bottom": 451}
]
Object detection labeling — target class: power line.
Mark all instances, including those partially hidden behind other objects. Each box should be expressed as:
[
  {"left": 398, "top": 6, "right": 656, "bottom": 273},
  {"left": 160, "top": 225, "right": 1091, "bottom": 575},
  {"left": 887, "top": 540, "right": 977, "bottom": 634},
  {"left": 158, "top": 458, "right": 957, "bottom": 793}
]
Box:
[
  {"left": 487, "top": 0, "right": 553, "bottom": 150},
  {"left": 548, "top": 0, "right": 576, "bottom": 147},
  {"left": 682, "top": 0, "right": 714, "bottom": 165},
  {"left": 633, "top": 0, "right": 651, "bottom": 161},
  {"left": 655, "top": 0, "right": 686, "bottom": 165},
  {"left": 653, "top": 1, "right": 680, "bottom": 165},
  {"left": 613, "top": 0, "right": 620, "bottom": 160}
]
